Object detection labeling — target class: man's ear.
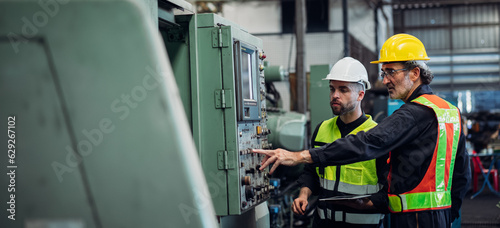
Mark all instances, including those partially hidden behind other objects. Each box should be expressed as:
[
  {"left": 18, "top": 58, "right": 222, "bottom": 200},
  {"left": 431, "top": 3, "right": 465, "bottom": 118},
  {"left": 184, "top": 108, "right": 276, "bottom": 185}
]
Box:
[
  {"left": 410, "top": 67, "right": 421, "bottom": 82},
  {"left": 357, "top": 89, "right": 365, "bottom": 101}
]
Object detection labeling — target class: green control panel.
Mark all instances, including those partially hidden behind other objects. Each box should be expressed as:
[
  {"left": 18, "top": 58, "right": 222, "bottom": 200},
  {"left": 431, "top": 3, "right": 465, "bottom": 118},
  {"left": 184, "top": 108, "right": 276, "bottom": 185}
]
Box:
[{"left": 162, "top": 13, "right": 273, "bottom": 215}]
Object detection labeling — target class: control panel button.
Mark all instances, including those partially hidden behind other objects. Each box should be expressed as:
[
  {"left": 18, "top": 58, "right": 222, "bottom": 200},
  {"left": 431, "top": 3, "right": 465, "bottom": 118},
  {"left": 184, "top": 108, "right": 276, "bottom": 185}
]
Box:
[
  {"left": 242, "top": 176, "right": 252, "bottom": 185},
  {"left": 245, "top": 186, "right": 255, "bottom": 201},
  {"left": 246, "top": 168, "right": 256, "bottom": 174},
  {"left": 259, "top": 51, "right": 266, "bottom": 60},
  {"left": 256, "top": 126, "right": 263, "bottom": 135},
  {"left": 259, "top": 64, "right": 265, "bottom": 71}
]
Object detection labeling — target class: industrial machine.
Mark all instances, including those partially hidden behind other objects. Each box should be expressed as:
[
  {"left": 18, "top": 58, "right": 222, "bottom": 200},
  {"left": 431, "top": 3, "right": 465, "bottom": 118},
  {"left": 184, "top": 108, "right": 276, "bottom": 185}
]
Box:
[
  {"left": 260, "top": 65, "right": 310, "bottom": 227},
  {"left": 0, "top": 0, "right": 217, "bottom": 227},
  {"left": 263, "top": 65, "right": 307, "bottom": 151},
  {"left": 309, "top": 64, "right": 334, "bottom": 133},
  {"left": 161, "top": 13, "right": 272, "bottom": 218}
]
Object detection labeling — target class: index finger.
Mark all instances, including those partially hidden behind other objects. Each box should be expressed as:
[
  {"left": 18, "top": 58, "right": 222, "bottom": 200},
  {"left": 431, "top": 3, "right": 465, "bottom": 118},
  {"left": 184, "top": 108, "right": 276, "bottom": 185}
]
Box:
[{"left": 252, "top": 149, "right": 270, "bottom": 155}]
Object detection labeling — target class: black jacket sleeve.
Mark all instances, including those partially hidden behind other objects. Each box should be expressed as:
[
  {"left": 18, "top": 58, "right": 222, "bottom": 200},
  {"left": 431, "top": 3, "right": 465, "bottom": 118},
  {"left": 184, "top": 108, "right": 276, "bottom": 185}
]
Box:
[
  {"left": 309, "top": 105, "right": 420, "bottom": 166},
  {"left": 297, "top": 164, "right": 321, "bottom": 195},
  {"left": 450, "top": 131, "right": 471, "bottom": 221},
  {"left": 369, "top": 154, "right": 390, "bottom": 213}
]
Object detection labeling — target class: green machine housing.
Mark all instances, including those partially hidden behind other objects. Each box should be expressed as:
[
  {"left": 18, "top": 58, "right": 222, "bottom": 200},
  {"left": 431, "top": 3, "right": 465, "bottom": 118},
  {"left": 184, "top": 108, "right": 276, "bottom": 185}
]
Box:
[{"left": 162, "top": 13, "right": 272, "bottom": 215}]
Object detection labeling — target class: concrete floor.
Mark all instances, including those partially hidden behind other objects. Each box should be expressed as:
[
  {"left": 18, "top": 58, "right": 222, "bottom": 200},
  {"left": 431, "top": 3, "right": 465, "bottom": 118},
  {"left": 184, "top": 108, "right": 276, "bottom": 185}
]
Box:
[{"left": 461, "top": 188, "right": 500, "bottom": 227}]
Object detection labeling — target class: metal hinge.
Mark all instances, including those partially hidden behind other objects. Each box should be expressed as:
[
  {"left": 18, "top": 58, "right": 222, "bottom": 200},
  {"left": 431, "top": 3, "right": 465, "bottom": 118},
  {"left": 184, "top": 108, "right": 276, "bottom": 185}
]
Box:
[
  {"left": 212, "top": 26, "right": 230, "bottom": 48},
  {"left": 215, "top": 89, "right": 232, "bottom": 109},
  {"left": 218, "top": 150, "right": 235, "bottom": 170}
]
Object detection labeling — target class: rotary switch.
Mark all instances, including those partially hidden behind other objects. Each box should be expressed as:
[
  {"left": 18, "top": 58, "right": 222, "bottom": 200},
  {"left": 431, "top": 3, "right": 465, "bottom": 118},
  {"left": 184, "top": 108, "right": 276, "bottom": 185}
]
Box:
[
  {"left": 242, "top": 176, "right": 252, "bottom": 185},
  {"left": 245, "top": 186, "right": 255, "bottom": 201}
]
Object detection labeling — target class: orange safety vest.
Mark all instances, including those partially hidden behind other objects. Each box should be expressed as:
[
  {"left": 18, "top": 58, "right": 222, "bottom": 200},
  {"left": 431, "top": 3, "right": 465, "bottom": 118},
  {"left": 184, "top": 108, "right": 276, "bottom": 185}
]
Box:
[{"left": 388, "top": 94, "right": 461, "bottom": 213}]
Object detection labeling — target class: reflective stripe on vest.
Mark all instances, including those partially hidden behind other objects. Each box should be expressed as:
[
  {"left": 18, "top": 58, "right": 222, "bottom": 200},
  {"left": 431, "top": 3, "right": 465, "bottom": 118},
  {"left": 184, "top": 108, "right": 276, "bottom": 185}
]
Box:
[
  {"left": 315, "top": 115, "right": 380, "bottom": 194},
  {"left": 314, "top": 115, "right": 384, "bottom": 224},
  {"left": 388, "top": 94, "right": 461, "bottom": 213},
  {"left": 317, "top": 208, "right": 385, "bottom": 224},
  {"left": 318, "top": 178, "right": 381, "bottom": 195}
]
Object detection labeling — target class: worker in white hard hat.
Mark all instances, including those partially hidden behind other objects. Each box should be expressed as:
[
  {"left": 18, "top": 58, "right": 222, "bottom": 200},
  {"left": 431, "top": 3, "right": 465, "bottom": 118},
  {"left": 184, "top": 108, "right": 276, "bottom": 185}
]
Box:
[
  {"left": 254, "top": 34, "right": 470, "bottom": 228},
  {"left": 292, "top": 57, "right": 388, "bottom": 227}
]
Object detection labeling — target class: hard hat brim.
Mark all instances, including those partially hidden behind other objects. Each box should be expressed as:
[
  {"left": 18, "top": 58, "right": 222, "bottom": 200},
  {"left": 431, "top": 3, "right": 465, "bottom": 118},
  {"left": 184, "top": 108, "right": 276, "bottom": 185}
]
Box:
[
  {"left": 370, "top": 57, "right": 430, "bottom": 64},
  {"left": 322, "top": 77, "right": 371, "bottom": 90}
]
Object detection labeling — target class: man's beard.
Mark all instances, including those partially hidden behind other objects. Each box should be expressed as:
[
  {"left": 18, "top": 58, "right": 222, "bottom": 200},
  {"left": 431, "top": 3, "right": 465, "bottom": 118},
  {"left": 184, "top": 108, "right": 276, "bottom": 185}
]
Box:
[
  {"left": 387, "top": 72, "right": 412, "bottom": 100},
  {"left": 330, "top": 100, "right": 356, "bottom": 116}
]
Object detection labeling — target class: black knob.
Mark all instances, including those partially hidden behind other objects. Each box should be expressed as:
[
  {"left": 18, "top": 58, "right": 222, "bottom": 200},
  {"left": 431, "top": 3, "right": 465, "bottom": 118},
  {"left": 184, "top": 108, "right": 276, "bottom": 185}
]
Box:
[
  {"left": 246, "top": 168, "right": 256, "bottom": 174},
  {"left": 245, "top": 186, "right": 255, "bottom": 201}
]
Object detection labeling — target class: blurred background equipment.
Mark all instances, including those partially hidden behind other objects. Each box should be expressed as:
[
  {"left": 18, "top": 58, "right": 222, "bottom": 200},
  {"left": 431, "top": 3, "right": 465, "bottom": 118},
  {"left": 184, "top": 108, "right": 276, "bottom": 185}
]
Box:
[
  {"left": 309, "top": 64, "right": 332, "bottom": 133},
  {"left": 264, "top": 64, "right": 307, "bottom": 152},
  {"left": 262, "top": 65, "right": 309, "bottom": 227},
  {"left": 266, "top": 110, "right": 307, "bottom": 151}
]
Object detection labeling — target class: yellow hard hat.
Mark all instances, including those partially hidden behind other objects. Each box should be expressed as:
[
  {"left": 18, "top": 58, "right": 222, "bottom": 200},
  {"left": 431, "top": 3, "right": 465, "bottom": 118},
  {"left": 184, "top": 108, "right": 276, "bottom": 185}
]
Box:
[{"left": 371, "top": 34, "right": 430, "bottom": 64}]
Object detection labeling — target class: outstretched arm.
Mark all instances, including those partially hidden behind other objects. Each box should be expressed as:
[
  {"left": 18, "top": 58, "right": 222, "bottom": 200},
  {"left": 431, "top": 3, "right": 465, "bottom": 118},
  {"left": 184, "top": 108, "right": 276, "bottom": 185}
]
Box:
[{"left": 254, "top": 104, "right": 421, "bottom": 174}]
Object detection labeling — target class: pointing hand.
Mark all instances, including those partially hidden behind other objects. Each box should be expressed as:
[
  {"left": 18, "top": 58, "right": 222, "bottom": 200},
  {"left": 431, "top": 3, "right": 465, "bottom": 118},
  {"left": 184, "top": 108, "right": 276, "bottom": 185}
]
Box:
[{"left": 253, "top": 148, "right": 312, "bottom": 174}]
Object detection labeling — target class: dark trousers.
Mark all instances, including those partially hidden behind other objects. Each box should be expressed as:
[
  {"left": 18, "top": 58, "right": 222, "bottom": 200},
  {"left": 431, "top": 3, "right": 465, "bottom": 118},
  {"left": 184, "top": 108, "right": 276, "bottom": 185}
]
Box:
[
  {"left": 312, "top": 210, "right": 384, "bottom": 228},
  {"left": 390, "top": 209, "right": 451, "bottom": 228}
]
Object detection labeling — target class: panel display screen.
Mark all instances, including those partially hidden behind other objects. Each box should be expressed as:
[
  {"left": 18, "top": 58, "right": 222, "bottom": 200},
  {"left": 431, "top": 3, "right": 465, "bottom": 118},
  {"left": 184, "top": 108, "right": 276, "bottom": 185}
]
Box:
[
  {"left": 234, "top": 41, "right": 260, "bottom": 121},
  {"left": 241, "top": 51, "right": 253, "bottom": 100}
]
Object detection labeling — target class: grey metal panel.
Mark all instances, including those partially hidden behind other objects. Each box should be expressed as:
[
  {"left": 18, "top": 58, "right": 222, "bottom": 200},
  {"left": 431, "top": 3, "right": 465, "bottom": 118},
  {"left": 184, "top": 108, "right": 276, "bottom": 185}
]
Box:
[
  {"left": 451, "top": 4, "right": 499, "bottom": 24},
  {"left": 401, "top": 4, "right": 500, "bottom": 50},
  {"left": 431, "top": 74, "right": 500, "bottom": 85},
  {"left": 404, "top": 8, "right": 449, "bottom": 26},
  {"left": 452, "top": 26, "right": 499, "bottom": 49},
  {"left": 428, "top": 52, "right": 500, "bottom": 91},
  {"left": 407, "top": 28, "right": 450, "bottom": 50},
  {"left": 431, "top": 64, "right": 499, "bottom": 74},
  {"left": 452, "top": 53, "right": 500, "bottom": 63},
  {"left": 429, "top": 53, "right": 500, "bottom": 64},
  {"left": 398, "top": 4, "right": 500, "bottom": 92}
]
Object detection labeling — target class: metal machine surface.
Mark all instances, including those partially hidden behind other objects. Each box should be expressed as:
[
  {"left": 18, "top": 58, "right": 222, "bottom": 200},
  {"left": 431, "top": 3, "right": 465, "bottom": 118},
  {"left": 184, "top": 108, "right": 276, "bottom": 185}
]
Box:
[
  {"left": 266, "top": 110, "right": 307, "bottom": 151},
  {"left": 309, "top": 64, "right": 333, "bottom": 133},
  {"left": 263, "top": 65, "right": 307, "bottom": 151},
  {"left": 162, "top": 13, "right": 272, "bottom": 216},
  {"left": 0, "top": 0, "right": 217, "bottom": 227}
]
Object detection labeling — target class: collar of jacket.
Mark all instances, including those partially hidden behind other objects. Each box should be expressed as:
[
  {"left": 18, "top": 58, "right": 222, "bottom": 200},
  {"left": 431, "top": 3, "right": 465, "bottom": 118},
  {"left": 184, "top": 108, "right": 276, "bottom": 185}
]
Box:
[{"left": 405, "top": 84, "right": 433, "bottom": 104}]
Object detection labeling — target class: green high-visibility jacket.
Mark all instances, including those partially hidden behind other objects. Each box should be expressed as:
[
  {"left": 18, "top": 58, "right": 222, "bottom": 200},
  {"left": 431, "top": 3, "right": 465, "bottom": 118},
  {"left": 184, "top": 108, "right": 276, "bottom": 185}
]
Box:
[{"left": 314, "top": 115, "right": 384, "bottom": 224}]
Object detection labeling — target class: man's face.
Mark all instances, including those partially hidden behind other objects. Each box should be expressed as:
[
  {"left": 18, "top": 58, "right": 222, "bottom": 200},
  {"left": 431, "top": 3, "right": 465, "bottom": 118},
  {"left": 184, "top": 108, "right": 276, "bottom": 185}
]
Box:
[
  {"left": 381, "top": 63, "right": 414, "bottom": 100},
  {"left": 329, "top": 80, "right": 361, "bottom": 116}
]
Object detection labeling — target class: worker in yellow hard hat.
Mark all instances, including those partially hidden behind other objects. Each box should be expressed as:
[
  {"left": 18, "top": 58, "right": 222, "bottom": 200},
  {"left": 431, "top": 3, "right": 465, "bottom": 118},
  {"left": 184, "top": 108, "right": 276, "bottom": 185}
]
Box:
[
  {"left": 370, "top": 33, "right": 433, "bottom": 101},
  {"left": 253, "top": 34, "right": 470, "bottom": 228}
]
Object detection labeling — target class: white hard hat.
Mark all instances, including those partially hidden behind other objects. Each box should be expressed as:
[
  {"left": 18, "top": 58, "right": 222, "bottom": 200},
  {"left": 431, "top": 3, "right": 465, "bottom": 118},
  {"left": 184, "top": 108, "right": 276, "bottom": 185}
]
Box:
[{"left": 323, "top": 57, "right": 371, "bottom": 90}]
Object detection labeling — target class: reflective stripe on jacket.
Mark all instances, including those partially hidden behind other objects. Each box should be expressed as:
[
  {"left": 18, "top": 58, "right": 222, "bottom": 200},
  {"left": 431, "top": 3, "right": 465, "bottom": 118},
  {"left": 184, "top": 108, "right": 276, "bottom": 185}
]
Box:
[
  {"left": 388, "top": 94, "right": 461, "bottom": 213},
  {"left": 314, "top": 115, "right": 384, "bottom": 224}
]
